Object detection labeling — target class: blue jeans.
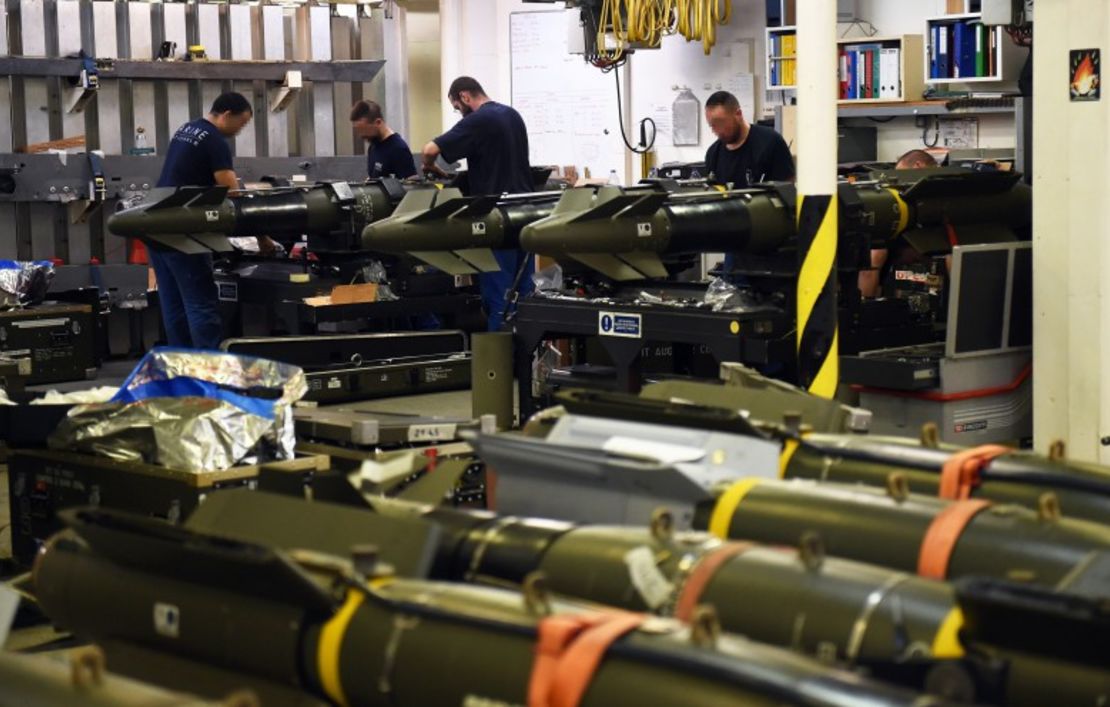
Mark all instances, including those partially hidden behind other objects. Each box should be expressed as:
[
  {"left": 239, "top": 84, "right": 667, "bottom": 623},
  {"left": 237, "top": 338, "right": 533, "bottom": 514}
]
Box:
[
  {"left": 149, "top": 248, "right": 223, "bottom": 350},
  {"left": 480, "top": 249, "right": 535, "bottom": 332}
]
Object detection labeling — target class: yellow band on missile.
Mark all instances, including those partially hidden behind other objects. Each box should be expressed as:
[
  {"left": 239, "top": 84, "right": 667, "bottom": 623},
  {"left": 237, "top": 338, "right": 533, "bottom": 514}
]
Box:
[
  {"left": 713, "top": 184, "right": 727, "bottom": 195},
  {"left": 709, "top": 478, "right": 763, "bottom": 539},
  {"left": 885, "top": 188, "right": 910, "bottom": 236},
  {"left": 931, "top": 607, "right": 966, "bottom": 659},
  {"left": 317, "top": 590, "right": 365, "bottom": 707},
  {"left": 778, "top": 438, "right": 800, "bottom": 479}
]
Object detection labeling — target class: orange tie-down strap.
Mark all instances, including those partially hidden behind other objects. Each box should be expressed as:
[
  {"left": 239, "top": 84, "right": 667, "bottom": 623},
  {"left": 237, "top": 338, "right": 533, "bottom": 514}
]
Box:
[
  {"left": 528, "top": 611, "right": 647, "bottom": 707},
  {"left": 939, "top": 445, "right": 1012, "bottom": 500},
  {"left": 917, "top": 499, "right": 992, "bottom": 580},
  {"left": 673, "top": 542, "right": 755, "bottom": 622}
]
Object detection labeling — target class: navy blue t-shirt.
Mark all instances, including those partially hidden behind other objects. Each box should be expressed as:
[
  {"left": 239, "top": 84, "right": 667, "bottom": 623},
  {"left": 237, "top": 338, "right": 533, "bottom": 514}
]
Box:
[
  {"left": 434, "top": 102, "right": 533, "bottom": 195},
  {"left": 367, "top": 133, "right": 417, "bottom": 179},
  {"left": 156, "top": 118, "right": 233, "bottom": 188}
]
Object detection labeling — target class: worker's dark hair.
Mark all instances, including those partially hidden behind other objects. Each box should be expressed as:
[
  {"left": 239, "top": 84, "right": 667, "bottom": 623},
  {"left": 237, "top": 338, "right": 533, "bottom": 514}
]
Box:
[
  {"left": 705, "top": 91, "right": 740, "bottom": 111},
  {"left": 895, "top": 149, "right": 938, "bottom": 169},
  {"left": 448, "top": 76, "right": 486, "bottom": 101},
  {"left": 350, "top": 100, "right": 384, "bottom": 123},
  {"left": 210, "top": 92, "right": 252, "bottom": 116}
]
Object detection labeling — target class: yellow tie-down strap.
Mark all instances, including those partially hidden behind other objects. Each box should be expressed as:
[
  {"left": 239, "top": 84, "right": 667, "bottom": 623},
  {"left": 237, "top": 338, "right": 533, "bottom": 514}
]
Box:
[{"left": 317, "top": 591, "right": 364, "bottom": 707}]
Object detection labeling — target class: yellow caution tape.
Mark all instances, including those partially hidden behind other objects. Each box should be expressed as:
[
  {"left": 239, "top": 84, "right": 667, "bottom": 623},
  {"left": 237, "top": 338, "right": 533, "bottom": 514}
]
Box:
[{"left": 796, "top": 196, "right": 839, "bottom": 399}]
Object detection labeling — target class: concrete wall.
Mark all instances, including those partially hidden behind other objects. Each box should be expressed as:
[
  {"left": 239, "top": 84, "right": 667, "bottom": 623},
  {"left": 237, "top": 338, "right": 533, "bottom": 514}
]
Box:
[{"left": 406, "top": 3, "right": 442, "bottom": 147}]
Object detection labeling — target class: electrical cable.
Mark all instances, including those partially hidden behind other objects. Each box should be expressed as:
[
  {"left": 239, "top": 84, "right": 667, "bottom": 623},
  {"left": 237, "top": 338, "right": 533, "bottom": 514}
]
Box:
[
  {"left": 922, "top": 116, "right": 940, "bottom": 148},
  {"left": 613, "top": 68, "right": 657, "bottom": 155}
]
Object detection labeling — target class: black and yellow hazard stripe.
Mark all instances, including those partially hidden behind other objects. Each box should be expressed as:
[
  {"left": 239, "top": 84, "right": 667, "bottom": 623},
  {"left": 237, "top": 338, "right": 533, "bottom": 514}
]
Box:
[{"left": 796, "top": 194, "right": 839, "bottom": 399}]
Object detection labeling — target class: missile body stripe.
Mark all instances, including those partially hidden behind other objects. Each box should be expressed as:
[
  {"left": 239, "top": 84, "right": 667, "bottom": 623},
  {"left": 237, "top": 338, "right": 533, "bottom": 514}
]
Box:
[
  {"left": 796, "top": 194, "right": 838, "bottom": 399},
  {"left": 708, "top": 478, "right": 763, "bottom": 539},
  {"left": 317, "top": 589, "right": 365, "bottom": 707},
  {"left": 778, "top": 438, "right": 801, "bottom": 479},
  {"left": 930, "top": 608, "right": 966, "bottom": 658},
  {"left": 885, "top": 188, "right": 911, "bottom": 236}
]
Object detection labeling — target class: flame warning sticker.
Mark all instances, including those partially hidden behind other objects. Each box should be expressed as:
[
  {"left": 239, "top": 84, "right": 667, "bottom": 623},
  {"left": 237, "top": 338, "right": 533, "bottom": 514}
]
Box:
[{"left": 1071, "top": 49, "right": 1100, "bottom": 102}]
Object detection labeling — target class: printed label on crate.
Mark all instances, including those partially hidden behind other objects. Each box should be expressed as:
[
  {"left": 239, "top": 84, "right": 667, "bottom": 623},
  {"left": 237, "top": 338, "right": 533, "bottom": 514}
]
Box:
[
  {"left": 598, "top": 311, "right": 642, "bottom": 339},
  {"left": 424, "top": 366, "right": 453, "bottom": 383},
  {"left": 217, "top": 282, "right": 238, "bottom": 302},
  {"left": 327, "top": 377, "right": 342, "bottom": 390},
  {"left": 954, "top": 420, "right": 989, "bottom": 433},
  {"left": 11, "top": 318, "right": 68, "bottom": 329},
  {"left": 408, "top": 423, "right": 458, "bottom": 442}
]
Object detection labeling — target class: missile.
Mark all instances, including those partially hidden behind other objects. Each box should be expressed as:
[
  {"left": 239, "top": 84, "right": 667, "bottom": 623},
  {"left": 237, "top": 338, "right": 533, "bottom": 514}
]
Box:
[
  {"left": 190, "top": 490, "right": 1109, "bottom": 706},
  {"left": 694, "top": 476, "right": 1110, "bottom": 587},
  {"left": 519, "top": 169, "right": 1031, "bottom": 280},
  {"left": 359, "top": 187, "right": 561, "bottom": 275},
  {"left": 107, "top": 179, "right": 410, "bottom": 255},
  {"left": 566, "top": 365, "right": 1110, "bottom": 525},
  {"left": 783, "top": 433, "right": 1110, "bottom": 526},
  {"left": 33, "top": 507, "right": 941, "bottom": 707}
]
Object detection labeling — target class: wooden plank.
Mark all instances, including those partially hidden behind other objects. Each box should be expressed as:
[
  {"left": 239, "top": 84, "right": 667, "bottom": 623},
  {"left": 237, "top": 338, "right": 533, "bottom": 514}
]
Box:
[
  {"left": 331, "top": 15, "right": 355, "bottom": 156},
  {"left": 16, "top": 135, "right": 85, "bottom": 153},
  {"left": 227, "top": 4, "right": 256, "bottom": 157},
  {"left": 161, "top": 2, "right": 191, "bottom": 141},
  {"left": 128, "top": 2, "right": 157, "bottom": 153},
  {"left": 258, "top": 5, "right": 288, "bottom": 157},
  {"left": 91, "top": 1, "right": 121, "bottom": 154}
]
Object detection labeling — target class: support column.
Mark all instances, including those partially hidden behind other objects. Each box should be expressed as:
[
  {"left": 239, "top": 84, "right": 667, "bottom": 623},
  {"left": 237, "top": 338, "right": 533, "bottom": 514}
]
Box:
[
  {"left": 794, "top": 0, "right": 838, "bottom": 398},
  {"left": 1032, "top": 0, "right": 1110, "bottom": 462}
]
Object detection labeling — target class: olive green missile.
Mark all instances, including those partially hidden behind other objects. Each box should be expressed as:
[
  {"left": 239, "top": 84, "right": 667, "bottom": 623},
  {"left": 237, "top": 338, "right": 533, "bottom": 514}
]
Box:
[
  {"left": 553, "top": 370, "right": 1110, "bottom": 524},
  {"left": 783, "top": 432, "right": 1110, "bottom": 526},
  {"left": 33, "top": 508, "right": 944, "bottom": 707},
  {"left": 107, "top": 179, "right": 409, "bottom": 254},
  {"left": 695, "top": 476, "right": 1110, "bottom": 587},
  {"left": 518, "top": 169, "right": 1031, "bottom": 281},
  {"left": 359, "top": 188, "right": 560, "bottom": 275},
  {"left": 187, "top": 491, "right": 1109, "bottom": 707}
]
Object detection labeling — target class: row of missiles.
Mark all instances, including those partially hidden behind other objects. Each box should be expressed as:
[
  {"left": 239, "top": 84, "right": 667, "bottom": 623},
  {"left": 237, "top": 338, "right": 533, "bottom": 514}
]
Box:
[
  {"left": 107, "top": 169, "right": 1032, "bottom": 280},
  {"left": 24, "top": 367, "right": 1108, "bottom": 706}
]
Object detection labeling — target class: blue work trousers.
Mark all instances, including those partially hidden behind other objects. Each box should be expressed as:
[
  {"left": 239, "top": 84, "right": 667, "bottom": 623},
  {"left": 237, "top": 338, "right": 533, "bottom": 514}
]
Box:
[
  {"left": 480, "top": 249, "right": 535, "bottom": 332},
  {"left": 149, "top": 248, "right": 223, "bottom": 350}
]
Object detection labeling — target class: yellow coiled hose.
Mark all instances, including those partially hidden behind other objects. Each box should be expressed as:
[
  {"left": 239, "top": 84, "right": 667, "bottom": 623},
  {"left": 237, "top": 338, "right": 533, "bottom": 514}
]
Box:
[{"left": 598, "top": 0, "right": 732, "bottom": 61}]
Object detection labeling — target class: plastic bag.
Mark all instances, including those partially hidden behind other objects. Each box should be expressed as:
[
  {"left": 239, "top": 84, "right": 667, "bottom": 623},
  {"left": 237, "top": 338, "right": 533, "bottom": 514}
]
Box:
[
  {"left": 532, "top": 264, "right": 564, "bottom": 295},
  {"left": 703, "top": 276, "right": 762, "bottom": 313},
  {"left": 361, "top": 261, "right": 398, "bottom": 301},
  {"left": 0, "top": 260, "right": 54, "bottom": 308},
  {"left": 49, "top": 348, "right": 307, "bottom": 472}
]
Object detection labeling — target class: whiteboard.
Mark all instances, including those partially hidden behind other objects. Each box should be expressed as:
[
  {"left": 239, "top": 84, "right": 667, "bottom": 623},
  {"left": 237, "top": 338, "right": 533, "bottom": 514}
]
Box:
[{"left": 510, "top": 10, "right": 626, "bottom": 181}]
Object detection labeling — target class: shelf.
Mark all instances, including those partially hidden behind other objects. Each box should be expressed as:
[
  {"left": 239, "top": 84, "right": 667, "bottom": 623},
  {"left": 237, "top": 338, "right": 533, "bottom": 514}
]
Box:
[
  {"left": 835, "top": 100, "right": 1014, "bottom": 118},
  {"left": 925, "top": 13, "right": 1008, "bottom": 84}
]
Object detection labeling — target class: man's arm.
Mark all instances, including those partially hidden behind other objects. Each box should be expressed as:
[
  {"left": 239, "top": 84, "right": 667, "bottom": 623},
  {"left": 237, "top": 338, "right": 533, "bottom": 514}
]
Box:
[
  {"left": 769, "top": 134, "right": 797, "bottom": 182},
  {"left": 421, "top": 141, "right": 449, "bottom": 178},
  {"left": 213, "top": 169, "right": 240, "bottom": 194}
]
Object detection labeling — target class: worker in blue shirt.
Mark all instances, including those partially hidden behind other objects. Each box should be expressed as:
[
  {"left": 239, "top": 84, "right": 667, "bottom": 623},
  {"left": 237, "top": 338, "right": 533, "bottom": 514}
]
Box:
[
  {"left": 421, "top": 76, "right": 534, "bottom": 332},
  {"left": 350, "top": 100, "right": 417, "bottom": 179},
  {"left": 152, "top": 92, "right": 255, "bottom": 350}
]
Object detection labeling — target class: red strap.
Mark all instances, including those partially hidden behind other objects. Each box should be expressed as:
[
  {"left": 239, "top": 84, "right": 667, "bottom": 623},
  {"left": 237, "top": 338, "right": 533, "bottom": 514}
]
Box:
[
  {"left": 939, "top": 445, "right": 1011, "bottom": 500},
  {"left": 673, "top": 542, "right": 753, "bottom": 622},
  {"left": 917, "top": 499, "right": 991, "bottom": 579},
  {"left": 529, "top": 612, "right": 645, "bottom": 707}
]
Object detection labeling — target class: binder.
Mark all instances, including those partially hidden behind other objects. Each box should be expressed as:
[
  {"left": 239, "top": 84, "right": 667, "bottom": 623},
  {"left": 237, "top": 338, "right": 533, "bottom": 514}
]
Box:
[
  {"left": 857, "top": 50, "right": 866, "bottom": 98},
  {"left": 783, "top": 34, "right": 797, "bottom": 85},
  {"left": 863, "top": 49, "right": 873, "bottom": 99},
  {"left": 988, "top": 26, "right": 997, "bottom": 77},
  {"left": 953, "top": 22, "right": 964, "bottom": 78},
  {"left": 937, "top": 25, "right": 950, "bottom": 78},
  {"left": 839, "top": 49, "right": 849, "bottom": 99},
  {"left": 872, "top": 48, "right": 881, "bottom": 98},
  {"left": 960, "top": 22, "right": 977, "bottom": 78},
  {"left": 975, "top": 24, "right": 986, "bottom": 77},
  {"left": 930, "top": 26, "right": 940, "bottom": 78},
  {"left": 879, "top": 48, "right": 900, "bottom": 98}
]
